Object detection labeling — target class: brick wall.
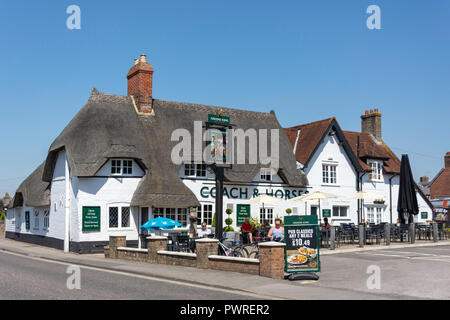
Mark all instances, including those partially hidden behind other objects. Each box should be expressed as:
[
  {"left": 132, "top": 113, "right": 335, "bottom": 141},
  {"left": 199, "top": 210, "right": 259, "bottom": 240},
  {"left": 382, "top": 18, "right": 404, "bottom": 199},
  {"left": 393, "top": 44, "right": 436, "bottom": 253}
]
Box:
[
  {"left": 209, "top": 255, "right": 259, "bottom": 275},
  {"left": 106, "top": 236, "right": 286, "bottom": 279}
]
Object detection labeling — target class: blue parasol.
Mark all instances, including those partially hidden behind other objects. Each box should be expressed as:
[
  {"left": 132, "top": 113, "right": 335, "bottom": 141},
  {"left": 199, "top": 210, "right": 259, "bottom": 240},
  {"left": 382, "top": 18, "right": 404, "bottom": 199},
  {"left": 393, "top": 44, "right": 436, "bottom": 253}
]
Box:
[{"left": 140, "top": 217, "right": 182, "bottom": 231}]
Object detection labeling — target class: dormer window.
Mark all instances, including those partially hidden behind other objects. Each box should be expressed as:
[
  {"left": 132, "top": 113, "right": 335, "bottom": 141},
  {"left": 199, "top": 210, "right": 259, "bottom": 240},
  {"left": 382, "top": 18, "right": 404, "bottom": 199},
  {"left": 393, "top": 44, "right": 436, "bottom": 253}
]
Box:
[
  {"left": 368, "top": 160, "right": 383, "bottom": 181},
  {"left": 260, "top": 168, "right": 272, "bottom": 182},
  {"left": 111, "top": 159, "right": 133, "bottom": 176},
  {"left": 184, "top": 164, "right": 207, "bottom": 178}
]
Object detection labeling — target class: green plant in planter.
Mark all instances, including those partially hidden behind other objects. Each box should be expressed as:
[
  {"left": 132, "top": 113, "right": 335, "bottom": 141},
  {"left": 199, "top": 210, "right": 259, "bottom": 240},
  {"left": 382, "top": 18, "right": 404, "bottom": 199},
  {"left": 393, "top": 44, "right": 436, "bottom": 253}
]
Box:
[
  {"left": 211, "top": 212, "right": 216, "bottom": 227},
  {"left": 285, "top": 208, "right": 292, "bottom": 215},
  {"left": 225, "top": 209, "right": 233, "bottom": 215},
  {"left": 225, "top": 218, "right": 233, "bottom": 226},
  {"left": 223, "top": 226, "right": 234, "bottom": 232}
]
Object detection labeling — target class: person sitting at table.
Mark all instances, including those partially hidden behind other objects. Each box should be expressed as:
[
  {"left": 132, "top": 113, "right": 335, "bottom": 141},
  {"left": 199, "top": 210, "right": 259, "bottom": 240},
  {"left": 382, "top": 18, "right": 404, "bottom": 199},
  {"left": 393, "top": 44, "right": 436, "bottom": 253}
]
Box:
[
  {"left": 241, "top": 218, "right": 253, "bottom": 244},
  {"left": 268, "top": 218, "right": 284, "bottom": 241},
  {"left": 197, "top": 222, "right": 211, "bottom": 238}
]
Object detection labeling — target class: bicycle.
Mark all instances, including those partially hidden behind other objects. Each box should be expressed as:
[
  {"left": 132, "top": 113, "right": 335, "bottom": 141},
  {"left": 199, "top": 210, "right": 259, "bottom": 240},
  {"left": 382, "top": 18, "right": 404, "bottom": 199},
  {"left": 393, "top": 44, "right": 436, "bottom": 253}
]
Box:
[{"left": 218, "top": 238, "right": 249, "bottom": 257}]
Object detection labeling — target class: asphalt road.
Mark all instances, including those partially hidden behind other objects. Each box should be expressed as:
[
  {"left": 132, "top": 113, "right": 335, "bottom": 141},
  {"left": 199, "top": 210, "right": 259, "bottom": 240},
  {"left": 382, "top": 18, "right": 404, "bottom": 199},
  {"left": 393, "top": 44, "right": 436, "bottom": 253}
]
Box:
[
  {"left": 0, "top": 251, "right": 261, "bottom": 300},
  {"left": 304, "top": 245, "right": 450, "bottom": 299}
]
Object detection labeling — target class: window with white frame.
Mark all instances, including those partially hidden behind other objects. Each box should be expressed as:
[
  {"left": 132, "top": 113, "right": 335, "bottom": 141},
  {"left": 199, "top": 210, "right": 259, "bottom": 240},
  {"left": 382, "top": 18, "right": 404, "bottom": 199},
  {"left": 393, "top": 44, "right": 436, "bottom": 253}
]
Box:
[
  {"left": 184, "top": 164, "right": 207, "bottom": 178},
  {"left": 43, "top": 210, "right": 50, "bottom": 230},
  {"left": 34, "top": 210, "right": 40, "bottom": 230},
  {"left": 260, "top": 207, "right": 274, "bottom": 225},
  {"left": 260, "top": 168, "right": 272, "bottom": 182},
  {"left": 366, "top": 207, "right": 383, "bottom": 224},
  {"left": 332, "top": 206, "right": 348, "bottom": 217},
  {"left": 111, "top": 159, "right": 133, "bottom": 176},
  {"left": 368, "top": 160, "right": 383, "bottom": 181},
  {"left": 322, "top": 164, "right": 337, "bottom": 184},
  {"left": 153, "top": 207, "right": 189, "bottom": 227},
  {"left": 108, "top": 205, "right": 131, "bottom": 229},
  {"left": 197, "top": 205, "right": 213, "bottom": 226}
]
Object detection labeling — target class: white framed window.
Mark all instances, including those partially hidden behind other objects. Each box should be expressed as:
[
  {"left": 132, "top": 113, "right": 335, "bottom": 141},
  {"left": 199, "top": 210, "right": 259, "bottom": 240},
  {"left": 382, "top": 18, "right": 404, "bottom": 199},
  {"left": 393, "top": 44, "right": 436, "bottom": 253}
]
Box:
[
  {"left": 322, "top": 164, "right": 337, "bottom": 184},
  {"left": 368, "top": 160, "right": 383, "bottom": 181},
  {"left": 108, "top": 204, "right": 132, "bottom": 229},
  {"left": 310, "top": 206, "right": 318, "bottom": 216},
  {"left": 332, "top": 206, "right": 348, "bottom": 217},
  {"left": 184, "top": 164, "right": 207, "bottom": 178},
  {"left": 111, "top": 159, "right": 133, "bottom": 176},
  {"left": 260, "top": 168, "right": 272, "bottom": 182},
  {"left": 197, "top": 205, "right": 213, "bottom": 226},
  {"left": 376, "top": 207, "right": 382, "bottom": 224},
  {"left": 260, "top": 207, "right": 274, "bottom": 225},
  {"left": 153, "top": 207, "right": 189, "bottom": 227},
  {"left": 43, "top": 210, "right": 50, "bottom": 230},
  {"left": 366, "top": 207, "right": 382, "bottom": 224},
  {"left": 34, "top": 210, "right": 40, "bottom": 230}
]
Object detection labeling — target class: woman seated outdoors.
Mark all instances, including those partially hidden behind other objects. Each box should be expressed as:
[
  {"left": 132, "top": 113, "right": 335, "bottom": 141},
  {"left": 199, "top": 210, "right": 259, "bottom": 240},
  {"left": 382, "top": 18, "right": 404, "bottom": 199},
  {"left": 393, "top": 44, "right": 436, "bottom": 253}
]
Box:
[{"left": 267, "top": 218, "right": 284, "bottom": 241}]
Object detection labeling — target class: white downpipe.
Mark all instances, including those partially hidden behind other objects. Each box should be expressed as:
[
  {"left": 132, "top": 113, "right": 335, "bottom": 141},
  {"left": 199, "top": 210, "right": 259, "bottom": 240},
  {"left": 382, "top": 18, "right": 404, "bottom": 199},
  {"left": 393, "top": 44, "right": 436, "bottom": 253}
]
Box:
[{"left": 64, "top": 154, "right": 70, "bottom": 253}]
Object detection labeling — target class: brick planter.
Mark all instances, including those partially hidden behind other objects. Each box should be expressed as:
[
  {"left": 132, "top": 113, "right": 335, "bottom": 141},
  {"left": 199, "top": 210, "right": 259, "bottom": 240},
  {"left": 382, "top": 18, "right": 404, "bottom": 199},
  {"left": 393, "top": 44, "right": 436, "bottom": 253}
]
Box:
[{"left": 259, "top": 242, "right": 286, "bottom": 279}]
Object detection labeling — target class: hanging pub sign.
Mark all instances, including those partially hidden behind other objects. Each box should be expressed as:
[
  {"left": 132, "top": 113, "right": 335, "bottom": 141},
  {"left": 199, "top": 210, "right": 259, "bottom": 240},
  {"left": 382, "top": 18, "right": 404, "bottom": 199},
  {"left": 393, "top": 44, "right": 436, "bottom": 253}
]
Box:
[
  {"left": 284, "top": 215, "right": 320, "bottom": 273},
  {"left": 209, "top": 128, "right": 227, "bottom": 163},
  {"left": 82, "top": 206, "right": 101, "bottom": 231}
]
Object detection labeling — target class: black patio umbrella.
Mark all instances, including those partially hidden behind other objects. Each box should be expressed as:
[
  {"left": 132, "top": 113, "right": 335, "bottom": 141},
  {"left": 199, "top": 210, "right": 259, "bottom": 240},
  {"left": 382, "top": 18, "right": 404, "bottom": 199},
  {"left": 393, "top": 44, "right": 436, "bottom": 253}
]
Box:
[{"left": 397, "top": 154, "right": 419, "bottom": 224}]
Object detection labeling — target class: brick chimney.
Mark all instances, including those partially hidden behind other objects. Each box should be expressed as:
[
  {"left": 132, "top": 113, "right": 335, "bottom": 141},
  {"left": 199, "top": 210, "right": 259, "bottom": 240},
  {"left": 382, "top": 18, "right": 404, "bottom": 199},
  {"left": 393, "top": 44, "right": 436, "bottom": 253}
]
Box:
[
  {"left": 445, "top": 152, "right": 450, "bottom": 169},
  {"left": 420, "top": 176, "right": 429, "bottom": 185},
  {"left": 127, "top": 54, "right": 154, "bottom": 114},
  {"left": 361, "top": 108, "right": 382, "bottom": 141}
]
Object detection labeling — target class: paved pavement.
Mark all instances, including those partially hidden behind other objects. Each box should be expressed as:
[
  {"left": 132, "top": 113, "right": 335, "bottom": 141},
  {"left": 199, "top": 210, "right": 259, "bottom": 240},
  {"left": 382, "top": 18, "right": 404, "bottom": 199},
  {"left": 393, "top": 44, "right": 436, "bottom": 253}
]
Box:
[{"left": 0, "top": 237, "right": 449, "bottom": 299}]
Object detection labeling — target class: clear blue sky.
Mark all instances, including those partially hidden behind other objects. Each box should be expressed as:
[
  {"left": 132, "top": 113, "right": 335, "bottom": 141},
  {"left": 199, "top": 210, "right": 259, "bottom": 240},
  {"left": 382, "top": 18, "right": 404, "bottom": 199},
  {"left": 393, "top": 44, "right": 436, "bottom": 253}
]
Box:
[{"left": 1, "top": 0, "right": 449, "bottom": 195}]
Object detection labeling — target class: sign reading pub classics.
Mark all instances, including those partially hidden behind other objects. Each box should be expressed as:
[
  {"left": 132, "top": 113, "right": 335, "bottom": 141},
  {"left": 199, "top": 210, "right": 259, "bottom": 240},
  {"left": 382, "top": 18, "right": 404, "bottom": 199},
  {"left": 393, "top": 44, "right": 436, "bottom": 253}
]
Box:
[
  {"left": 82, "top": 207, "right": 101, "bottom": 232},
  {"left": 284, "top": 215, "right": 320, "bottom": 273}
]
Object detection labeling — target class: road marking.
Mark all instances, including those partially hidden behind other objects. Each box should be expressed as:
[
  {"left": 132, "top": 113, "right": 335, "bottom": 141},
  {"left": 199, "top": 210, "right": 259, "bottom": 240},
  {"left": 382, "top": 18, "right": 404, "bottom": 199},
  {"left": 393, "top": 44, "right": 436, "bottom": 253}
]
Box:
[
  {"left": 354, "top": 250, "right": 450, "bottom": 263},
  {"left": 0, "top": 250, "right": 282, "bottom": 300}
]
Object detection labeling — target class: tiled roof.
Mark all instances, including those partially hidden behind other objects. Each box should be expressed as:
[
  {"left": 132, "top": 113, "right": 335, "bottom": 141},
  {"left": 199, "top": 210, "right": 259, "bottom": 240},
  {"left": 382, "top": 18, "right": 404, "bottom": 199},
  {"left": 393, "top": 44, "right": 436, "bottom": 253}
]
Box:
[
  {"left": 343, "top": 131, "right": 401, "bottom": 174},
  {"left": 285, "top": 118, "right": 401, "bottom": 174},
  {"left": 430, "top": 168, "right": 450, "bottom": 199},
  {"left": 285, "top": 118, "right": 335, "bottom": 166}
]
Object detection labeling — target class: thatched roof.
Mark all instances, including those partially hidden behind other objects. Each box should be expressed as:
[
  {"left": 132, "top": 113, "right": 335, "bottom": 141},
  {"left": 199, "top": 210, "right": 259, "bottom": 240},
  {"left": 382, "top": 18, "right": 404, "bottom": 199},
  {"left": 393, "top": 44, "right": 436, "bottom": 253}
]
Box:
[
  {"left": 9, "top": 162, "right": 50, "bottom": 208},
  {"left": 31, "top": 89, "right": 307, "bottom": 209}
]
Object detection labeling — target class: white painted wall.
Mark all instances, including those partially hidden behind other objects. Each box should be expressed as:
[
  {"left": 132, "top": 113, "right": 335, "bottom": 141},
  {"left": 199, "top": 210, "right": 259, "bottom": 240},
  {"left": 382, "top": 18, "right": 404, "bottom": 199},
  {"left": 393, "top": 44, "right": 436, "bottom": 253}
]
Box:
[{"left": 301, "top": 134, "right": 433, "bottom": 225}]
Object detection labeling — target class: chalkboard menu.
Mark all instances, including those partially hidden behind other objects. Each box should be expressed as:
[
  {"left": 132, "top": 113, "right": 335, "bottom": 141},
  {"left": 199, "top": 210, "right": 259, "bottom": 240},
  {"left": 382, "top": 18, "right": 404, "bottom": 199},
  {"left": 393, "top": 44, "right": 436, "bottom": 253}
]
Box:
[
  {"left": 284, "top": 215, "right": 320, "bottom": 273},
  {"left": 82, "top": 206, "right": 101, "bottom": 231}
]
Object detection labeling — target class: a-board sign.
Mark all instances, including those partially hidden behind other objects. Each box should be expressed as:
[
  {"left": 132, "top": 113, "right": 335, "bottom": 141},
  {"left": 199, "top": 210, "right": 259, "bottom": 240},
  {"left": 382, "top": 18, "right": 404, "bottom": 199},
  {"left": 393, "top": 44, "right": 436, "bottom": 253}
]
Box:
[
  {"left": 284, "top": 215, "right": 320, "bottom": 273},
  {"left": 82, "top": 206, "right": 101, "bottom": 231},
  {"left": 236, "top": 204, "right": 251, "bottom": 226}
]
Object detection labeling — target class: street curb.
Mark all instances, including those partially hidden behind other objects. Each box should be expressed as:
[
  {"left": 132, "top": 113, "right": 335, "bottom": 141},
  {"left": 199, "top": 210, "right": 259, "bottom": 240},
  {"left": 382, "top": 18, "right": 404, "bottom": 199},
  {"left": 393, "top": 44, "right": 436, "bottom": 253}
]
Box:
[
  {"left": 320, "top": 241, "right": 450, "bottom": 255},
  {"left": 0, "top": 244, "right": 284, "bottom": 300}
]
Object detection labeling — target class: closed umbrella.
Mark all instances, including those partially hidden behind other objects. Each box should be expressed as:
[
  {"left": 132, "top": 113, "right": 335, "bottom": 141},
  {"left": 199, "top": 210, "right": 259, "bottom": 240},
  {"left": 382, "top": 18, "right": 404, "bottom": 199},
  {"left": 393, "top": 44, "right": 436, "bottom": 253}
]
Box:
[{"left": 397, "top": 154, "right": 419, "bottom": 225}]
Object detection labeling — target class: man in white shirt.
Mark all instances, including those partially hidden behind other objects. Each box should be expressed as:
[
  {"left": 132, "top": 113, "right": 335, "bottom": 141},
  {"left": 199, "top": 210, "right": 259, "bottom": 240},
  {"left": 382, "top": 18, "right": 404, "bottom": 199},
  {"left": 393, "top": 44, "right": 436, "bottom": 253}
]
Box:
[{"left": 197, "top": 222, "right": 211, "bottom": 238}]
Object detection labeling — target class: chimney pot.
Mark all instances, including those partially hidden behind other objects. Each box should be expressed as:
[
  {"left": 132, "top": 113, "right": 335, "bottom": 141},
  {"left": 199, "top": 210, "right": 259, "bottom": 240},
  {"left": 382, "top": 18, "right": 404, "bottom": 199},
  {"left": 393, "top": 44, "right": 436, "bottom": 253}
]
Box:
[
  {"left": 140, "top": 54, "right": 147, "bottom": 63},
  {"left": 134, "top": 58, "right": 139, "bottom": 65}
]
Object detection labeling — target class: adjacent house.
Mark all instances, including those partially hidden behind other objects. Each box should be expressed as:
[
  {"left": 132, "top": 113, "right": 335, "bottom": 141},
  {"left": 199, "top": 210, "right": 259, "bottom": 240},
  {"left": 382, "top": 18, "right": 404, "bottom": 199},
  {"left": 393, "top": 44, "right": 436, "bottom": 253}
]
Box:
[
  {"left": 429, "top": 152, "right": 450, "bottom": 223},
  {"left": 285, "top": 109, "right": 433, "bottom": 225}
]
